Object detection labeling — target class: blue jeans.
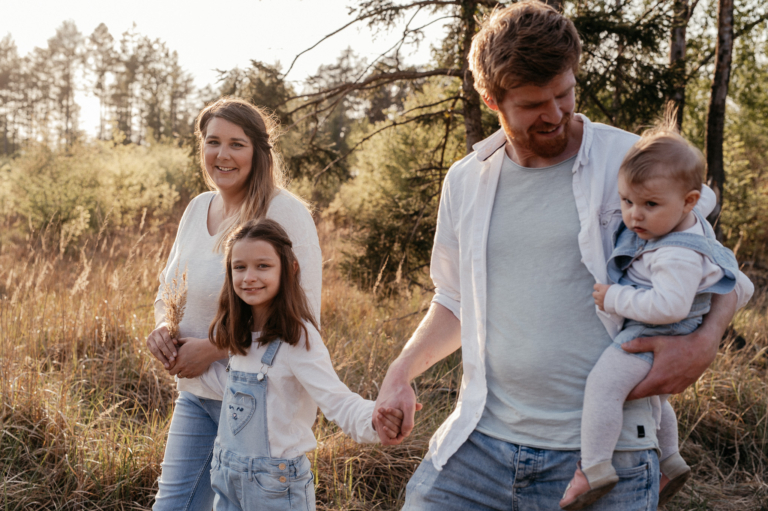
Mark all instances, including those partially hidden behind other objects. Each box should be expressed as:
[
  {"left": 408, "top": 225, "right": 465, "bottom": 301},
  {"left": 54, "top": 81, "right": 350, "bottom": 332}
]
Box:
[
  {"left": 153, "top": 391, "right": 222, "bottom": 511},
  {"left": 403, "top": 430, "right": 659, "bottom": 511}
]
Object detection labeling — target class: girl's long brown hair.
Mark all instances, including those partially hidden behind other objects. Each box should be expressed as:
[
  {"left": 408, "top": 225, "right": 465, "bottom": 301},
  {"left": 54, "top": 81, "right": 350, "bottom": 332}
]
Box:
[{"left": 209, "top": 219, "right": 318, "bottom": 355}]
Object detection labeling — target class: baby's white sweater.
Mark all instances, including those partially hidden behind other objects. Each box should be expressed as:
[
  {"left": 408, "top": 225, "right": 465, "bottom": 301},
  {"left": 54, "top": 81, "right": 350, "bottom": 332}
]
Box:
[{"left": 602, "top": 217, "right": 749, "bottom": 324}]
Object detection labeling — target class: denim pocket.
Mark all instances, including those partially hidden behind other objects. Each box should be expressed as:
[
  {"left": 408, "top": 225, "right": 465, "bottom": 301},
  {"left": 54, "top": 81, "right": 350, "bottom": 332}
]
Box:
[
  {"left": 243, "top": 471, "right": 291, "bottom": 510},
  {"left": 226, "top": 389, "right": 256, "bottom": 436}
]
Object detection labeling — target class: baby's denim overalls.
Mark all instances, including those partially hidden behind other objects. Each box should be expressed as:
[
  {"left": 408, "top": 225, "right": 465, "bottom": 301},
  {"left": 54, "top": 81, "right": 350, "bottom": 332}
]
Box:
[
  {"left": 606, "top": 209, "right": 739, "bottom": 365},
  {"left": 210, "top": 340, "right": 316, "bottom": 511}
]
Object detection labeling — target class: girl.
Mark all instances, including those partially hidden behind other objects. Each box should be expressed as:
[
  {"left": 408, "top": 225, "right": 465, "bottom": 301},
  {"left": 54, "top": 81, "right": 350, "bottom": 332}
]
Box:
[
  {"left": 148, "top": 97, "right": 323, "bottom": 510},
  {"left": 208, "top": 219, "right": 403, "bottom": 510}
]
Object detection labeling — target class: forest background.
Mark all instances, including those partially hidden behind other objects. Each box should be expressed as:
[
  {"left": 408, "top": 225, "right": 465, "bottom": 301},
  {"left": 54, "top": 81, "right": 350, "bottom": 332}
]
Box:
[{"left": 1, "top": 0, "right": 768, "bottom": 509}]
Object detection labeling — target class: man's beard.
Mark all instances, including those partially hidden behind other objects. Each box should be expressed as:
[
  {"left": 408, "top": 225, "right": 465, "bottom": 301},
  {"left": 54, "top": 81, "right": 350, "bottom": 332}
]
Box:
[{"left": 500, "top": 113, "right": 571, "bottom": 159}]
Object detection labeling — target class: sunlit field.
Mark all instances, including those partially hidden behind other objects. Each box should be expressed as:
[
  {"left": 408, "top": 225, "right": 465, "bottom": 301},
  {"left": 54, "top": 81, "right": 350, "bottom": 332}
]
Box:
[{"left": 1, "top": 212, "right": 766, "bottom": 510}]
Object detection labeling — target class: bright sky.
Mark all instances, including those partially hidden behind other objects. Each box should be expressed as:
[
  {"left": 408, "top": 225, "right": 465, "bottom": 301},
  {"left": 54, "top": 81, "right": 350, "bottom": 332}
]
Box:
[{"left": 2, "top": 0, "right": 448, "bottom": 136}]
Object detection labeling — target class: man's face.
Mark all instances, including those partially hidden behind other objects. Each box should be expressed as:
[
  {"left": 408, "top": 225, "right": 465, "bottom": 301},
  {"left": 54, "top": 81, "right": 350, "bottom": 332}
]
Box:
[{"left": 485, "top": 70, "right": 576, "bottom": 161}]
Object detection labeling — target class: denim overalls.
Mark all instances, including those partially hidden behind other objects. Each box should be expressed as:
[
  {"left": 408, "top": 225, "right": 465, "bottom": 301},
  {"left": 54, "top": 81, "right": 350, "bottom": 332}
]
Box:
[
  {"left": 606, "top": 209, "right": 739, "bottom": 365},
  {"left": 210, "top": 340, "right": 316, "bottom": 511}
]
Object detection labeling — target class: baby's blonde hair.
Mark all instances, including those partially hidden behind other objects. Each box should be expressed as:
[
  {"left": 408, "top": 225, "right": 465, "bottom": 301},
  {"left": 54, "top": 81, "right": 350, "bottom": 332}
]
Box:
[{"left": 620, "top": 104, "right": 705, "bottom": 193}]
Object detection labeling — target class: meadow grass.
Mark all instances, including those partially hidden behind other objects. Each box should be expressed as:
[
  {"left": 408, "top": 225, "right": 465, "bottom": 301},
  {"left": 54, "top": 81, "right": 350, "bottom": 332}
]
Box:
[{"left": 0, "top": 213, "right": 766, "bottom": 510}]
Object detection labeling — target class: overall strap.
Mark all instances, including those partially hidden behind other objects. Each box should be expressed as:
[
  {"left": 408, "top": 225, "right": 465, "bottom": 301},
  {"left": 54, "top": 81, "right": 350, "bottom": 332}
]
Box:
[{"left": 260, "top": 340, "right": 283, "bottom": 367}]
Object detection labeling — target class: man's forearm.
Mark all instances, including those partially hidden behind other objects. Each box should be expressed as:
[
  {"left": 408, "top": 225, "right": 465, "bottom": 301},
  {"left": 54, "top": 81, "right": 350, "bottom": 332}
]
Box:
[{"left": 388, "top": 302, "right": 462, "bottom": 383}]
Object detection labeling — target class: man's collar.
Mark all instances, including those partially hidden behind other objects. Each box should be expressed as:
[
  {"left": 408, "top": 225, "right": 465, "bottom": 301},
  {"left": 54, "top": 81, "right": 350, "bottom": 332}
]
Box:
[{"left": 471, "top": 113, "right": 593, "bottom": 165}]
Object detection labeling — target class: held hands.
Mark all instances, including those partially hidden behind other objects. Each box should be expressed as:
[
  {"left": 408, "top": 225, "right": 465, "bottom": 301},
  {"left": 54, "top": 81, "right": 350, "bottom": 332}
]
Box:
[
  {"left": 593, "top": 283, "right": 610, "bottom": 311},
  {"left": 373, "top": 404, "right": 423, "bottom": 442},
  {"left": 373, "top": 364, "right": 424, "bottom": 445}
]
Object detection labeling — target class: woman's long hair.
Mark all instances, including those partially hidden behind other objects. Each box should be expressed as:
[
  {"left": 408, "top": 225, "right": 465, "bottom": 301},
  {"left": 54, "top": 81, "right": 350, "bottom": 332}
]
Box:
[
  {"left": 195, "top": 97, "right": 306, "bottom": 251},
  {"left": 209, "top": 219, "right": 318, "bottom": 355}
]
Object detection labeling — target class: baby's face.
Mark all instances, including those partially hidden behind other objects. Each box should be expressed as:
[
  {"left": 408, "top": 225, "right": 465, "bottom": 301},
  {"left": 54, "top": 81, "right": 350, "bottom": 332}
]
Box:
[{"left": 617, "top": 173, "right": 697, "bottom": 240}]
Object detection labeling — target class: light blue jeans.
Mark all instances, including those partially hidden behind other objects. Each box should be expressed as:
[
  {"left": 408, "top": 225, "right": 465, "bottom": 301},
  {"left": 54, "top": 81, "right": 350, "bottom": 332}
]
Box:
[
  {"left": 152, "top": 391, "right": 222, "bottom": 511},
  {"left": 403, "top": 430, "right": 659, "bottom": 511}
]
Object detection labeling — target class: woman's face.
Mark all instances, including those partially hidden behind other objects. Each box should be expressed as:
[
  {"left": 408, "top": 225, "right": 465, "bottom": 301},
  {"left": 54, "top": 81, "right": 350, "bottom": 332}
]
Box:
[{"left": 203, "top": 117, "right": 254, "bottom": 197}]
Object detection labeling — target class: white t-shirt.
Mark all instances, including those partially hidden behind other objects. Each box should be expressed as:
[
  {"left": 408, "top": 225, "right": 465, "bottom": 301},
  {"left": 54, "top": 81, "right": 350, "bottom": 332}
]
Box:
[{"left": 155, "top": 189, "right": 322, "bottom": 400}]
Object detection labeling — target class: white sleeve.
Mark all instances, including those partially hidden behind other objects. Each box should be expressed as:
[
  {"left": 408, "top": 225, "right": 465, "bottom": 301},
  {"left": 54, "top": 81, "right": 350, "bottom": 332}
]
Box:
[
  {"left": 734, "top": 270, "right": 754, "bottom": 310},
  {"left": 430, "top": 175, "right": 461, "bottom": 319},
  {"left": 603, "top": 247, "right": 704, "bottom": 324},
  {"left": 154, "top": 196, "right": 198, "bottom": 308},
  {"left": 696, "top": 185, "right": 717, "bottom": 218},
  {"left": 289, "top": 329, "right": 378, "bottom": 444}
]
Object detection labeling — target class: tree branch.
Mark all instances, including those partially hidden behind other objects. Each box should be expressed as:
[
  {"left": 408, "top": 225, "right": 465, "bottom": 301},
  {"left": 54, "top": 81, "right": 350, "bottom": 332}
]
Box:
[
  {"left": 282, "top": 0, "right": 460, "bottom": 79},
  {"left": 312, "top": 109, "right": 453, "bottom": 184},
  {"left": 689, "top": 11, "right": 768, "bottom": 79}
]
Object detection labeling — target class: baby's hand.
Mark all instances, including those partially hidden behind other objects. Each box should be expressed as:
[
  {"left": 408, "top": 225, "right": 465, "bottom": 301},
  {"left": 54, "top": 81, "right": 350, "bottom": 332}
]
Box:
[
  {"left": 375, "top": 407, "right": 404, "bottom": 440},
  {"left": 593, "top": 283, "right": 610, "bottom": 311}
]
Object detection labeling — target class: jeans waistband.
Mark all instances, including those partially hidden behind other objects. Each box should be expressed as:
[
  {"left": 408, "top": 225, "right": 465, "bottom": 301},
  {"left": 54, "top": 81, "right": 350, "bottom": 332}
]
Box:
[{"left": 213, "top": 444, "right": 310, "bottom": 480}]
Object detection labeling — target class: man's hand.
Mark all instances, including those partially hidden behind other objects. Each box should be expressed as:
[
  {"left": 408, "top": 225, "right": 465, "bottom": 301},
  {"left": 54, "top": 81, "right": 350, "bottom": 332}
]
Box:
[
  {"left": 372, "top": 302, "right": 462, "bottom": 445},
  {"left": 168, "top": 337, "right": 227, "bottom": 379},
  {"left": 593, "top": 283, "right": 610, "bottom": 311},
  {"left": 146, "top": 323, "right": 178, "bottom": 369},
  {"left": 373, "top": 364, "right": 423, "bottom": 445},
  {"left": 624, "top": 291, "right": 737, "bottom": 400}
]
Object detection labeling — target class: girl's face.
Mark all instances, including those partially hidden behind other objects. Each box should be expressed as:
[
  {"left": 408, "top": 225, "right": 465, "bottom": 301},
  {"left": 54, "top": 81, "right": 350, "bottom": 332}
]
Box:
[
  {"left": 231, "top": 238, "right": 281, "bottom": 320},
  {"left": 203, "top": 117, "right": 254, "bottom": 197}
]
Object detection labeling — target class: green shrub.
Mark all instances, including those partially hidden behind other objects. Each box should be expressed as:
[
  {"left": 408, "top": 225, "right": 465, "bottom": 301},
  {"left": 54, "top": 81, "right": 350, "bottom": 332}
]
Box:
[{"left": 5, "top": 140, "right": 198, "bottom": 247}]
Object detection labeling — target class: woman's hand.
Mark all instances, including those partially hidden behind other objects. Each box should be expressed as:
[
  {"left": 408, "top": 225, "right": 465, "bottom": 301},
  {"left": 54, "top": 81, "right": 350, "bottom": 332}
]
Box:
[
  {"left": 146, "top": 323, "right": 179, "bottom": 369},
  {"left": 168, "top": 337, "right": 228, "bottom": 379}
]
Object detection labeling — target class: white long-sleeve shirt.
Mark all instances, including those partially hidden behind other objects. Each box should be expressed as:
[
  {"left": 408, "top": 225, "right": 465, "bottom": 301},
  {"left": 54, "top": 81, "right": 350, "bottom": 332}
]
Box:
[
  {"left": 205, "top": 327, "right": 379, "bottom": 458},
  {"left": 602, "top": 216, "right": 750, "bottom": 324}
]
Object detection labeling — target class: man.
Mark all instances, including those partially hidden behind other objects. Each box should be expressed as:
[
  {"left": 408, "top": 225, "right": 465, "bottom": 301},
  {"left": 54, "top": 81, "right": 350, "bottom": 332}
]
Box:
[{"left": 372, "top": 2, "right": 753, "bottom": 510}]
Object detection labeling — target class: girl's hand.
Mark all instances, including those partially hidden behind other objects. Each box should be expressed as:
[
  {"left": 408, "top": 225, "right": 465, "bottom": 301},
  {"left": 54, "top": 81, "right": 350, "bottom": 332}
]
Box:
[
  {"left": 593, "top": 283, "right": 610, "bottom": 311},
  {"left": 146, "top": 323, "right": 178, "bottom": 369},
  {"left": 168, "top": 337, "right": 227, "bottom": 379}
]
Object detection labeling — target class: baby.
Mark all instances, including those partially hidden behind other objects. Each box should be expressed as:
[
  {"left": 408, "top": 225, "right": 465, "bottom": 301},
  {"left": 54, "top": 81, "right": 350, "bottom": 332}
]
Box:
[{"left": 559, "top": 116, "right": 740, "bottom": 510}]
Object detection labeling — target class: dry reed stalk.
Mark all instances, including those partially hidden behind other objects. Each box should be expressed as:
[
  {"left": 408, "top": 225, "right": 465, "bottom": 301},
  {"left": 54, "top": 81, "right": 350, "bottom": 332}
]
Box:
[{"left": 160, "top": 263, "right": 188, "bottom": 339}]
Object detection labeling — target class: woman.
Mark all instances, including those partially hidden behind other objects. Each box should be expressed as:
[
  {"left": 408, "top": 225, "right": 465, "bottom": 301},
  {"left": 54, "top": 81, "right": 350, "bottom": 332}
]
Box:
[{"left": 146, "top": 97, "right": 322, "bottom": 510}]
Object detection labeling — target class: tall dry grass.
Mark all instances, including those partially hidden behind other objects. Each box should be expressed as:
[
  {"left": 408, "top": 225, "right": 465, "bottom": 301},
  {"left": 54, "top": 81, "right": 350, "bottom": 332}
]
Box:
[{"left": 1, "top": 211, "right": 766, "bottom": 510}]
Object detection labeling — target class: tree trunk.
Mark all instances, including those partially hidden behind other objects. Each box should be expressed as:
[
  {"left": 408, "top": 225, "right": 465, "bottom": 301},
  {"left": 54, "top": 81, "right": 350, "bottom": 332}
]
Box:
[
  {"left": 460, "top": 0, "right": 485, "bottom": 153},
  {"left": 669, "top": 0, "right": 689, "bottom": 131},
  {"left": 705, "top": 0, "right": 734, "bottom": 229}
]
